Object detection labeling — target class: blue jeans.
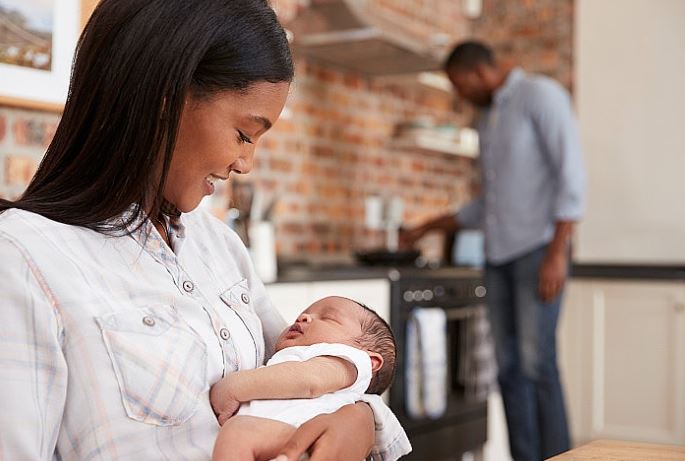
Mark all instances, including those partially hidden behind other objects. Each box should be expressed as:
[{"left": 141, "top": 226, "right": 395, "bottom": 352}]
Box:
[{"left": 485, "top": 245, "right": 571, "bottom": 461}]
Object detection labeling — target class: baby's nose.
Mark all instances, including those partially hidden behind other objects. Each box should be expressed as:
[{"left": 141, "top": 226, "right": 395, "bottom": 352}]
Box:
[{"left": 297, "top": 313, "right": 312, "bottom": 323}]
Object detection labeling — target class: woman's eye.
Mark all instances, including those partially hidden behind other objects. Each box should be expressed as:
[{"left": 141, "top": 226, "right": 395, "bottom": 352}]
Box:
[{"left": 237, "top": 131, "right": 253, "bottom": 145}]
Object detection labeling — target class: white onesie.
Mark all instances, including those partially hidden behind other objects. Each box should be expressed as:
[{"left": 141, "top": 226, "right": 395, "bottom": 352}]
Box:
[{"left": 236, "top": 343, "right": 372, "bottom": 427}]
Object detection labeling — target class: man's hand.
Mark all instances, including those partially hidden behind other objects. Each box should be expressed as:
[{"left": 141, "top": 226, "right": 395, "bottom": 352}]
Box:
[
  {"left": 270, "top": 402, "right": 374, "bottom": 461},
  {"left": 209, "top": 377, "right": 241, "bottom": 426},
  {"left": 538, "top": 248, "right": 568, "bottom": 303},
  {"left": 399, "top": 226, "right": 425, "bottom": 250}
]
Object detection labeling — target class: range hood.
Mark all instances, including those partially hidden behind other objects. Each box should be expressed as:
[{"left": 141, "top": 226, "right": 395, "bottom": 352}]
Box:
[{"left": 286, "top": 0, "right": 448, "bottom": 76}]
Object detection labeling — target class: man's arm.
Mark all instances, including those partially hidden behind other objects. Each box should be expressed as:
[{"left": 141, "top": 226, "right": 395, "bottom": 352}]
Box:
[
  {"left": 400, "top": 212, "right": 462, "bottom": 249},
  {"left": 530, "top": 81, "right": 585, "bottom": 301}
]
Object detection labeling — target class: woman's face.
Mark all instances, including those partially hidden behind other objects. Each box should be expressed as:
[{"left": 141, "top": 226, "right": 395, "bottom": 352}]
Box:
[{"left": 165, "top": 81, "right": 290, "bottom": 212}]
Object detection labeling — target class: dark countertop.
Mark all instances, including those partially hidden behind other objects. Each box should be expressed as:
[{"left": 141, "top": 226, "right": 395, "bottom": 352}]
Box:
[
  {"left": 272, "top": 265, "right": 393, "bottom": 284},
  {"left": 571, "top": 264, "right": 685, "bottom": 281},
  {"left": 271, "top": 264, "right": 484, "bottom": 284},
  {"left": 270, "top": 263, "right": 685, "bottom": 284}
]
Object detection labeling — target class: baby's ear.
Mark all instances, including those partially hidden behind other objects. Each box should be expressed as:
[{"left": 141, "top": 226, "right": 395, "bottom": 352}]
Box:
[{"left": 368, "top": 351, "right": 384, "bottom": 373}]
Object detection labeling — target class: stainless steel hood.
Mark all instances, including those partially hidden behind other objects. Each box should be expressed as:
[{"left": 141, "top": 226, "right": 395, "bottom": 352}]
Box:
[{"left": 285, "top": 0, "right": 448, "bottom": 76}]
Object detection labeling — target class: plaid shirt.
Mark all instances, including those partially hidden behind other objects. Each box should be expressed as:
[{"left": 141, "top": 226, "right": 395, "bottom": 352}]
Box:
[{"left": 0, "top": 207, "right": 410, "bottom": 460}]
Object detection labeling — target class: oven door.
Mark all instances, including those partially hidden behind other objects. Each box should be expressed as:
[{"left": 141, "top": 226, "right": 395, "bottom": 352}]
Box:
[{"left": 390, "top": 303, "right": 492, "bottom": 459}]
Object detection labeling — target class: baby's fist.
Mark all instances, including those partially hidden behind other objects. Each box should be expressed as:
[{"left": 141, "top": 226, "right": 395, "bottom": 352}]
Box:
[{"left": 209, "top": 378, "right": 241, "bottom": 426}]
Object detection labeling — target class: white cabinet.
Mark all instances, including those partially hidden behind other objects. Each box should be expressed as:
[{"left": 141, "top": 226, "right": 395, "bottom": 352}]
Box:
[
  {"left": 559, "top": 279, "right": 685, "bottom": 446},
  {"left": 265, "top": 279, "right": 390, "bottom": 324}
]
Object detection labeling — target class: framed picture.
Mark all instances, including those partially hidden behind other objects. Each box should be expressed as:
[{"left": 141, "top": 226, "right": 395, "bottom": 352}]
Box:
[{"left": 0, "top": 0, "right": 95, "bottom": 112}]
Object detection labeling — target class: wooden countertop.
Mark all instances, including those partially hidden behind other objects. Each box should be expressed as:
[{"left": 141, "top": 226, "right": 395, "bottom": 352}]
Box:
[{"left": 548, "top": 440, "right": 685, "bottom": 460}]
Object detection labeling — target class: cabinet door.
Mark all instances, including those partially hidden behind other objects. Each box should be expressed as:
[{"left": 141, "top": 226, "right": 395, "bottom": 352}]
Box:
[
  {"left": 265, "top": 283, "right": 312, "bottom": 324},
  {"left": 560, "top": 280, "right": 685, "bottom": 445}
]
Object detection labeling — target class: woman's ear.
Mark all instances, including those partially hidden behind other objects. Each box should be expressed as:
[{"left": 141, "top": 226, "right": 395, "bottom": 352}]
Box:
[{"left": 368, "top": 351, "right": 384, "bottom": 373}]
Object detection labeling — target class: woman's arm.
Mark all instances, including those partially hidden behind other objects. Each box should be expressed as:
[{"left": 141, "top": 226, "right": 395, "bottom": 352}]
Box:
[
  {"left": 275, "top": 396, "right": 412, "bottom": 461},
  {"left": 0, "top": 236, "right": 67, "bottom": 460},
  {"left": 274, "top": 402, "right": 376, "bottom": 461}
]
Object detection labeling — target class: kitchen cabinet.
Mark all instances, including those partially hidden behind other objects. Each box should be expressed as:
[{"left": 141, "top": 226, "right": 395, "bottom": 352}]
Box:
[
  {"left": 265, "top": 278, "right": 390, "bottom": 324},
  {"left": 559, "top": 279, "right": 685, "bottom": 446}
]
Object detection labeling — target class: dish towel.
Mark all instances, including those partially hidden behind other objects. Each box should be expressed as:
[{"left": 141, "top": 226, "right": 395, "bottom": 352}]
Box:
[
  {"left": 457, "top": 305, "right": 497, "bottom": 402},
  {"left": 405, "top": 308, "right": 447, "bottom": 419}
]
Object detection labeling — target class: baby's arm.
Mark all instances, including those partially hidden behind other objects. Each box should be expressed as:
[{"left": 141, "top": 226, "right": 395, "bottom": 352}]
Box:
[{"left": 210, "top": 356, "right": 358, "bottom": 424}]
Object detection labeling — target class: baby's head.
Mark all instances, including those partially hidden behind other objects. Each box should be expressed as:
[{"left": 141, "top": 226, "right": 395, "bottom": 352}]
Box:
[{"left": 275, "top": 296, "right": 397, "bottom": 395}]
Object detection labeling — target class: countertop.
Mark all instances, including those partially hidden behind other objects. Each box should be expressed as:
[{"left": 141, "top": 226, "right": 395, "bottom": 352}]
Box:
[
  {"left": 548, "top": 439, "right": 685, "bottom": 460},
  {"left": 271, "top": 264, "right": 483, "bottom": 284},
  {"left": 571, "top": 264, "right": 685, "bottom": 281},
  {"left": 268, "top": 262, "right": 685, "bottom": 284}
]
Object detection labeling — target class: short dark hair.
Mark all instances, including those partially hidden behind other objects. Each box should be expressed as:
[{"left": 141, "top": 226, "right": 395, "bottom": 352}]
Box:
[
  {"left": 444, "top": 40, "right": 495, "bottom": 72},
  {"left": 353, "top": 302, "right": 397, "bottom": 395},
  {"left": 0, "top": 0, "right": 293, "bottom": 234}
]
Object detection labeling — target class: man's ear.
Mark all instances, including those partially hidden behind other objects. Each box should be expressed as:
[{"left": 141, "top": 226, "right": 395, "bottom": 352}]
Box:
[
  {"left": 474, "top": 62, "right": 491, "bottom": 80},
  {"left": 368, "top": 351, "right": 384, "bottom": 373}
]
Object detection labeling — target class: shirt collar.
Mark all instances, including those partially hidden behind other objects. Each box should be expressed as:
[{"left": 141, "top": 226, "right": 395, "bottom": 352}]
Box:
[
  {"left": 121, "top": 203, "right": 187, "bottom": 262},
  {"left": 493, "top": 67, "right": 524, "bottom": 105}
]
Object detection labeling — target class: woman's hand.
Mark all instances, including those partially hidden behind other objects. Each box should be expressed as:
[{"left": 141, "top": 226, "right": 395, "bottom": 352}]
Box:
[{"left": 271, "top": 402, "right": 375, "bottom": 461}]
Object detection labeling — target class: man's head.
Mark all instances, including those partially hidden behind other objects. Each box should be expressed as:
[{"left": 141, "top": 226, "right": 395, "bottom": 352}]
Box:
[
  {"left": 444, "top": 41, "right": 501, "bottom": 107},
  {"left": 275, "top": 296, "right": 397, "bottom": 395}
]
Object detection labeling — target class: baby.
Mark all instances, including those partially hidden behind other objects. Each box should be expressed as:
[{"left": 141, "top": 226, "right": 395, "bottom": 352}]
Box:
[{"left": 210, "top": 296, "right": 397, "bottom": 461}]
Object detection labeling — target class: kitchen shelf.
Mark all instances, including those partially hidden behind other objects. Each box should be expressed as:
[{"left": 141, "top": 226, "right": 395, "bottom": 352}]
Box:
[
  {"left": 375, "top": 72, "right": 453, "bottom": 95},
  {"left": 389, "top": 132, "right": 479, "bottom": 158}
]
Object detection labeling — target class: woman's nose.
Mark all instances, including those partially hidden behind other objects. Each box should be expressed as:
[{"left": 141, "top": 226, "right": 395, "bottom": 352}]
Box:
[{"left": 232, "top": 146, "right": 256, "bottom": 175}]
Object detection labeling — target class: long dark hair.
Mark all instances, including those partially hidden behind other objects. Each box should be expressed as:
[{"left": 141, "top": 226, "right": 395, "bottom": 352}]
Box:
[{"left": 0, "top": 0, "right": 293, "bottom": 233}]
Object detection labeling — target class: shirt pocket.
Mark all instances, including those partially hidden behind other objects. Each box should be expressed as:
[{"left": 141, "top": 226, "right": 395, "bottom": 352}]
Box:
[
  {"left": 95, "top": 305, "right": 207, "bottom": 426},
  {"left": 219, "top": 278, "right": 265, "bottom": 366}
]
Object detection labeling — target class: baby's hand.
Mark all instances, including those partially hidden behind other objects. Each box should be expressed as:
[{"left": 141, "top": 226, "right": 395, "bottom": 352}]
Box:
[
  {"left": 215, "top": 397, "right": 240, "bottom": 426},
  {"left": 209, "top": 377, "right": 241, "bottom": 426}
]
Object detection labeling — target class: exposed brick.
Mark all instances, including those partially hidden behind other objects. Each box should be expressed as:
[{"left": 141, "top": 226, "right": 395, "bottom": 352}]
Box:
[
  {"left": 0, "top": 115, "right": 6, "bottom": 143},
  {"left": 13, "top": 119, "right": 51, "bottom": 147},
  {"left": 1, "top": 0, "right": 572, "bottom": 260},
  {"left": 5, "top": 155, "right": 38, "bottom": 186}
]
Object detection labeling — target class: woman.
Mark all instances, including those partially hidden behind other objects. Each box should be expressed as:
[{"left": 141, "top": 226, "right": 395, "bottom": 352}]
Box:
[{"left": 0, "top": 1, "right": 410, "bottom": 460}]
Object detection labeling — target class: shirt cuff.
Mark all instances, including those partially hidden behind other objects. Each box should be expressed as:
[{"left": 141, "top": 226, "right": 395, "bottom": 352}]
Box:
[{"left": 360, "top": 394, "right": 412, "bottom": 461}]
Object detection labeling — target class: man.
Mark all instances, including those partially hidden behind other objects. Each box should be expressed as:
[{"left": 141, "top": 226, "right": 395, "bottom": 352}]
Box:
[{"left": 401, "top": 41, "right": 585, "bottom": 461}]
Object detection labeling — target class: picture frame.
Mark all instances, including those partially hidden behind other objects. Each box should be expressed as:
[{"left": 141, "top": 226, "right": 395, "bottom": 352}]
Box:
[{"left": 0, "top": 0, "right": 97, "bottom": 112}]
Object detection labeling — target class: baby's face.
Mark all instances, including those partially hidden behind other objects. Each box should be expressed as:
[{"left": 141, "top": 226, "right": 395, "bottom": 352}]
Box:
[{"left": 274, "top": 296, "right": 364, "bottom": 351}]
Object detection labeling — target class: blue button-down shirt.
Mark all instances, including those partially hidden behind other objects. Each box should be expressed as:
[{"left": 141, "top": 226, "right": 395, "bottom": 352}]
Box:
[{"left": 457, "top": 68, "right": 586, "bottom": 264}]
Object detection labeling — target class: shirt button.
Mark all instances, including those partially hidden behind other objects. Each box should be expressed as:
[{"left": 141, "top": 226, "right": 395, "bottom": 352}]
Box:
[
  {"left": 241, "top": 293, "right": 250, "bottom": 304},
  {"left": 219, "top": 328, "right": 230, "bottom": 340},
  {"left": 142, "top": 316, "right": 155, "bottom": 327},
  {"left": 182, "top": 280, "right": 194, "bottom": 293}
]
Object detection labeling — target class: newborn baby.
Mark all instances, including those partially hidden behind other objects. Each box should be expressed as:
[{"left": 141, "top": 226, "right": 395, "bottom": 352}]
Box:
[{"left": 210, "top": 296, "right": 397, "bottom": 461}]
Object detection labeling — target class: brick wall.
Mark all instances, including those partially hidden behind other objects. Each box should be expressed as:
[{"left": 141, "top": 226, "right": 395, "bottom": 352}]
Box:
[
  {"left": 0, "top": 108, "right": 59, "bottom": 200},
  {"left": 470, "top": 0, "right": 574, "bottom": 90},
  {"left": 243, "top": 57, "right": 476, "bottom": 257},
  {"left": 0, "top": 0, "right": 574, "bottom": 261}
]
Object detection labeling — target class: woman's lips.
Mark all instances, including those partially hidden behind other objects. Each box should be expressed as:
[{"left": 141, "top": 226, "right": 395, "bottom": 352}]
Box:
[
  {"left": 203, "top": 174, "right": 229, "bottom": 196},
  {"left": 203, "top": 178, "right": 215, "bottom": 195}
]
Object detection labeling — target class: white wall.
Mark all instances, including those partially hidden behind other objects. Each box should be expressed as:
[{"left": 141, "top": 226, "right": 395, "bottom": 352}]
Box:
[{"left": 575, "top": 0, "right": 685, "bottom": 264}]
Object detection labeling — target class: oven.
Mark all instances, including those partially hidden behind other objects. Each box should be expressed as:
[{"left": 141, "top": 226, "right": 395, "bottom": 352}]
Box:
[{"left": 388, "top": 267, "right": 490, "bottom": 461}]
